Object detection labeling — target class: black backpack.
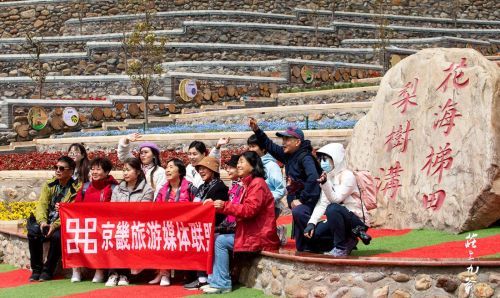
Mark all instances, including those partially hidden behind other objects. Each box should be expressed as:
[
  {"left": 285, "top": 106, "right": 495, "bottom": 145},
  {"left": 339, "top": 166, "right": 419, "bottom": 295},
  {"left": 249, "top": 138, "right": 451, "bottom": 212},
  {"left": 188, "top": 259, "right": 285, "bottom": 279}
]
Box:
[{"left": 297, "top": 150, "right": 322, "bottom": 177}]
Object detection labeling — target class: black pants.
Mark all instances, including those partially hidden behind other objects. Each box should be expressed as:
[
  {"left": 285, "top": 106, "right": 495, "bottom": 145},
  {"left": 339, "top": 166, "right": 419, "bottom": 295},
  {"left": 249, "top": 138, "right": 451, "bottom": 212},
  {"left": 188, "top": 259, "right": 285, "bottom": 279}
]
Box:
[
  {"left": 28, "top": 229, "right": 61, "bottom": 276},
  {"left": 293, "top": 203, "right": 367, "bottom": 252},
  {"left": 322, "top": 203, "right": 365, "bottom": 249},
  {"left": 291, "top": 204, "right": 315, "bottom": 252}
]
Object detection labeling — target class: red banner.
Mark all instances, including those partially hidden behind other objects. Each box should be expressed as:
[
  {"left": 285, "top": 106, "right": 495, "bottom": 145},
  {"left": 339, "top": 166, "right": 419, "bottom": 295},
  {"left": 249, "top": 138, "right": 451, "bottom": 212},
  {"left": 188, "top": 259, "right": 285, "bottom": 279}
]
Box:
[{"left": 60, "top": 202, "right": 215, "bottom": 272}]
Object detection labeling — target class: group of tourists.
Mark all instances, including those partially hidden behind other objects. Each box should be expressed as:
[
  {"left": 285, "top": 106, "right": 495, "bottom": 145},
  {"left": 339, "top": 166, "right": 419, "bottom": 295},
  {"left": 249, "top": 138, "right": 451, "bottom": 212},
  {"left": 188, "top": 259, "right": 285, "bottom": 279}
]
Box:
[{"left": 28, "top": 118, "right": 372, "bottom": 294}]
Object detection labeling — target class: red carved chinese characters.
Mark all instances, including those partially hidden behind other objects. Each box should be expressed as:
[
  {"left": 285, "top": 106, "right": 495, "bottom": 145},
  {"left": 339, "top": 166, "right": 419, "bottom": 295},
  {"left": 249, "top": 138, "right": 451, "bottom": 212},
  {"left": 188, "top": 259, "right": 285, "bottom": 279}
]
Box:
[
  {"left": 385, "top": 120, "right": 414, "bottom": 153},
  {"left": 433, "top": 98, "right": 462, "bottom": 136},
  {"left": 421, "top": 143, "right": 453, "bottom": 184},
  {"left": 393, "top": 78, "right": 419, "bottom": 114},
  {"left": 379, "top": 161, "right": 404, "bottom": 200},
  {"left": 436, "top": 58, "right": 470, "bottom": 93},
  {"left": 422, "top": 190, "right": 446, "bottom": 211}
]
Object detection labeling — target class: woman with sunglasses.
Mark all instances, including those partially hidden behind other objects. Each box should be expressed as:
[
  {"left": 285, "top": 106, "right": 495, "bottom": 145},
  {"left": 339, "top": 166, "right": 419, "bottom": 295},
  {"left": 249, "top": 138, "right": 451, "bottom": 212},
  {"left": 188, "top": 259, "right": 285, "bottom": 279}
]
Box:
[
  {"left": 303, "top": 143, "right": 371, "bottom": 257},
  {"left": 67, "top": 143, "right": 90, "bottom": 183},
  {"left": 117, "top": 133, "right": 166, "bottom": 198}
]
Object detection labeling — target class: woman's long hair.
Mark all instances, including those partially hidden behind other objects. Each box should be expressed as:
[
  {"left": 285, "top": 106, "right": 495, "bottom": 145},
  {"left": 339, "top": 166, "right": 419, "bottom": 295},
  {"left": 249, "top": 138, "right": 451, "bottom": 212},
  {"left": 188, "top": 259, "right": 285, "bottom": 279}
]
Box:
[
  {"left": 68, "top": 143, "right": 89, "bottom": 183},
  {"left": 148, "top": 149, "right": 162, "bottom": 190},
  {"left": 124, "top": 157, "right": 146, "bottom": 190},
  {"left": 240, "top": 151, "right": 266, "bottom": 179}
]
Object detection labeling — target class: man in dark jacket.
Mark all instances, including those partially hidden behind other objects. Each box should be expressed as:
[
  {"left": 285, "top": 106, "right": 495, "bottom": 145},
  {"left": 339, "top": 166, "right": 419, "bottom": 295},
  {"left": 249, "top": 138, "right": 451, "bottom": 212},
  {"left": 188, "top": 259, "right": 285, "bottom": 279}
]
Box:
[{"left": 249, "top": 118, "right": 321, "bottom": 251}]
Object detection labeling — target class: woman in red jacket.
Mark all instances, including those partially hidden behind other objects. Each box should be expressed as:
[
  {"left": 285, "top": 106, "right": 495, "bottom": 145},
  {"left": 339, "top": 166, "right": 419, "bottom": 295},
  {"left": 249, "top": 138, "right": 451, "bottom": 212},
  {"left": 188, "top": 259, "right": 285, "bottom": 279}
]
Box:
[
  {"left": 203, "top": 151, "right": 279, "bottom": 294},
  {"left": 71, "top": 157, "right": 118, "bottom": 283}
]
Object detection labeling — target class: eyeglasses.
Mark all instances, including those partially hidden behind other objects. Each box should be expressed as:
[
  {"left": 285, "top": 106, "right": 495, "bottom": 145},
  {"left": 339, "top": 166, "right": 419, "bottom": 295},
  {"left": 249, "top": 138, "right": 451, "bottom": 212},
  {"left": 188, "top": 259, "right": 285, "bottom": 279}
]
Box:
[
  {"left": 54, "top": 165, "right": 70, "bottom": 172},
  {"left": 68, "top": 151, "right": 81, "bottom": 156}
]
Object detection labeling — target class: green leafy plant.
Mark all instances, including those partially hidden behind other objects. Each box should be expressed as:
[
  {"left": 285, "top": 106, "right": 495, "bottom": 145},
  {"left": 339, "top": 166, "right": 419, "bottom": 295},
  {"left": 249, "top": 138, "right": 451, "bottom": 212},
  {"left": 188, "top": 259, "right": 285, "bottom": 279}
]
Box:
[{"left": 122, "top": 0, "right": 167, "bottom": 131}]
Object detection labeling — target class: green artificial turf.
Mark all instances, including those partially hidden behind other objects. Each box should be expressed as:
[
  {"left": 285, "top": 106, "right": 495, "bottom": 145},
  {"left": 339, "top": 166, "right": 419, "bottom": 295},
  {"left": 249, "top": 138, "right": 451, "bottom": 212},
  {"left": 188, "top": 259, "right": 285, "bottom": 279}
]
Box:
[
  {"left": 0, "top": 280, "right": 105, "bottom": 298},
  {"left": 284, "top": 223, "right": 499, "bottom": 257},
  {"left": 482, "top": 252, "right": 500, "bottom": 259},
  {"left": 352, "top": 226, "right": 500, "bottom": 257},
  {"left": 0, "top": 264, "right": 17, "bottom": 273},
  {"left": 285, "top": 224, "right": 292, "bottom": 238},
  {"left": 185, "top": 285, "right": 272, "bottom": 298}
]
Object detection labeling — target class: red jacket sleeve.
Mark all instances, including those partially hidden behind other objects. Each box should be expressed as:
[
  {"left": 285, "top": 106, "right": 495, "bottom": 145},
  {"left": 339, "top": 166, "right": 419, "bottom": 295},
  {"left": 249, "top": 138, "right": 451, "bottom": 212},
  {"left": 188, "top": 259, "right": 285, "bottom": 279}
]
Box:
[
  {"left": 74, "top": 185, "right": 84, "bottom": 202},
  {"left": 221, "top": 182, "right": 265, "bottom": 219}
]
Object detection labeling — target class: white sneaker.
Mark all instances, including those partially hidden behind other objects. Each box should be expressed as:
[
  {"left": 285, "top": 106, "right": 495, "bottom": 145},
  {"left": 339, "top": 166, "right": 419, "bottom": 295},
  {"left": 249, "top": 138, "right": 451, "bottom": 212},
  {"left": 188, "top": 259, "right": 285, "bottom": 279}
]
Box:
[
  {"left": 160, "top": 275, "right": 170, "bottom": 286},
  {"left": 92, "top": 269, "right": 105, "bottom": 283},
  {"left": 71, "top": 268, "right": 81, "bottom": 283},
  {"left": 200, "top": 284, "right": 212, "bottom": 290},
  {"left": 149, "top": 272, "right": 162, "bottom": 285},
  {"left": 105, "top": 273, "right": 119, "bottom": 287},
  {"left": 203, "top": 286, "right": 231, "bottom": 294},
  {"left": 117, "top": 275, "right": 129, "bottom": 286}
]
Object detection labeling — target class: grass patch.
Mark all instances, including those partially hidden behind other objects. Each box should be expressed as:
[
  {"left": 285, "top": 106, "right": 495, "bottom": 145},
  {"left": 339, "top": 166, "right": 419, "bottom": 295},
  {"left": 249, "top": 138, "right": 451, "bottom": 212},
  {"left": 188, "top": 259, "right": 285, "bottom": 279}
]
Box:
[
  {"left": 352, "top": 227, "right": 500, "bottom": 256},
  {"left": 481, "top": 252, "right": 500, "bottom": 259},
  {"left": 0, "top": 264, "right": 17, "bottom": 273},
  {"left": 0, "top": 280, "right": 104, "bottom": 298},
  {"left": 185, "top": 284, "right": 272, "bottom": 298},
  {"left": 281, "top": 82, "right": 378, "bottom": 93},
  {"left": 285, "top": 224, "right": 292, "bottom": 238}
]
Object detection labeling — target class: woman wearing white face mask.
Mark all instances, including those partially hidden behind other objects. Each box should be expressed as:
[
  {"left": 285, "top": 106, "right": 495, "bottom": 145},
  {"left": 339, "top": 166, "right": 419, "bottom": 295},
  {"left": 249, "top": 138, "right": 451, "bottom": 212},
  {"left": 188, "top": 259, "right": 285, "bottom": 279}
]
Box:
[{"left": 303, "top": 143, "right": 371, "bottom": 257}]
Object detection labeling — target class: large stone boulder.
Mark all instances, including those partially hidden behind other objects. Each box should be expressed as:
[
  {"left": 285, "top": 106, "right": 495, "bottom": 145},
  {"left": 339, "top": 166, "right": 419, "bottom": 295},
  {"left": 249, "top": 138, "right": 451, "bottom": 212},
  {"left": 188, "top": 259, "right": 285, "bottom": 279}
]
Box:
[{"left": 346, "top": 48, "right": 499, "bottom": 233}]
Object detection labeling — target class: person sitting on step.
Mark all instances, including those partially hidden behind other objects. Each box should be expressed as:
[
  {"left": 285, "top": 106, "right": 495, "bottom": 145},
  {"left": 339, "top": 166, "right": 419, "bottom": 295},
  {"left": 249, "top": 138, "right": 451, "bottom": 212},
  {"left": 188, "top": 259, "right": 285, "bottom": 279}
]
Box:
[
  {"left": 70, "top": 157, "right": 118, "bottom": 283},
  {"left": 202, "top": 151, "right": 280, "bottom": 294},
  {"left": 303, "top": 143, "right": 371, "bottom": 257},
  {"left": 28, "top": 156, "right": 81, "bottom": 282}
]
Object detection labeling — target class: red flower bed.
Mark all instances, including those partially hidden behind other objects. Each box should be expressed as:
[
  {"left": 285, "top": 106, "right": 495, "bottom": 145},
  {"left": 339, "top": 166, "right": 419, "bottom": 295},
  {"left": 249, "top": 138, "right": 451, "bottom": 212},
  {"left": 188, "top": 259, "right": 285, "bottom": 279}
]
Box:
[{"left": 0, "top": 148, "right": 250, "bottom": 171}]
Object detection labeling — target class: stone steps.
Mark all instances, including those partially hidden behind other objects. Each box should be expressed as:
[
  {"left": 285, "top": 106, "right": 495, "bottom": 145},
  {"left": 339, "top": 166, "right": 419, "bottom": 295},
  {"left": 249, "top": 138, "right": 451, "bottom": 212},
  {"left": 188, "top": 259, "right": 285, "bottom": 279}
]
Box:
[
  {"left": 171, "top": 101, "right": 372, "bottom": 120},
  {"left": 60, "top": 9, "right": 500, "bottom": 37},
  {"left": 331, "top": 21, "right": 500, "bottom": 36},
  {"left": 96, "top": 100, "right": 372, "bottom": 131}
]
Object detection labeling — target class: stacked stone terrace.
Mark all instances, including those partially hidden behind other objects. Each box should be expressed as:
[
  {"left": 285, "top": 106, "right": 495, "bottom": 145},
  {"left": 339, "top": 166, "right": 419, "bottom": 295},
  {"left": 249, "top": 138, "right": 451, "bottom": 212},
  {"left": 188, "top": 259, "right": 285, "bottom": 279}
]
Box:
[{"left": 0, "top": 0, "right": 498, "bottom": 143}]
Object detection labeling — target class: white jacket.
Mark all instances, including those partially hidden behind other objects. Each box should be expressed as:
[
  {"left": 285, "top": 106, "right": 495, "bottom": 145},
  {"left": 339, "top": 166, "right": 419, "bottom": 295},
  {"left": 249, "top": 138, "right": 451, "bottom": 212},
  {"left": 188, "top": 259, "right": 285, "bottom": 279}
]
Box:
[
  {"left": 117, "top": 138, "right": 167, "bottom": 198},
  {"left": 185, "top": 147, "right": 221, "bottom": 188},
  {"left": 308, "top": 143, "right": 369, "bottom": 226}
]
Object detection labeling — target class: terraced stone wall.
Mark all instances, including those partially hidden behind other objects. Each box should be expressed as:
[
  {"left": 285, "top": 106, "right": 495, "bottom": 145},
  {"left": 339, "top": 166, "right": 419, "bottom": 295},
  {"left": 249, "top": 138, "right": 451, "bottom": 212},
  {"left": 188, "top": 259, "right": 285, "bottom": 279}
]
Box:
[
  {"left": 62, "top": 14, "right": 316, "bottom": 35},
  {"left": 0, "top": 0, "right": 497, "bottom": 38},
  {"left": 0, "top": 78, "right": 145, "bottom": 99}
]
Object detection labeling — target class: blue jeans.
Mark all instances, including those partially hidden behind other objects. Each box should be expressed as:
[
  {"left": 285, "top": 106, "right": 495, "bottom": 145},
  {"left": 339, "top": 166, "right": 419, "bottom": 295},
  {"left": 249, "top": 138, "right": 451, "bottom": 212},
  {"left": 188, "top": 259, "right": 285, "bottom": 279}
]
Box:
[{"left": 208, "top": 233, "right": 234, "bottom": 289}]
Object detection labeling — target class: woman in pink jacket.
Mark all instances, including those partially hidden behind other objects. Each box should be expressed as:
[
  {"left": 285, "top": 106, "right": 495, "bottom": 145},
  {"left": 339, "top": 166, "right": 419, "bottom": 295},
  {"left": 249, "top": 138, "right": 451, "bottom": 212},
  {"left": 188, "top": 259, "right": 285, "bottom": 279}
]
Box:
[{"left": 149, "top": 158, "right": 195, "bottom": 286}]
